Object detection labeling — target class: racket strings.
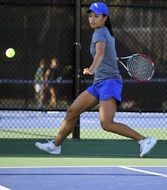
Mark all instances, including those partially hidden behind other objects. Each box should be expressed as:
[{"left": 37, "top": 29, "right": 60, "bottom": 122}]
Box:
[{"left": 127, "top": 55, "right": 154, "bottom": 80}]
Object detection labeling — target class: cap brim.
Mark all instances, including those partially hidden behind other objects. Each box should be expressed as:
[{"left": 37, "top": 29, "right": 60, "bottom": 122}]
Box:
[{"left": 86, "top": 8, "right": 103, "bottom": 15}]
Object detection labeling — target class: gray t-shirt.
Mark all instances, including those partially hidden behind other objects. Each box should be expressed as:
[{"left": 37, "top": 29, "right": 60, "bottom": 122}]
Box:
[{"left": 90, "top": 26, "right": 122, "bottom": 83}]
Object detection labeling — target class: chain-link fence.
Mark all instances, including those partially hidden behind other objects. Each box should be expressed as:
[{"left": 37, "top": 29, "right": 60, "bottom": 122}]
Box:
[{"left": 0, "top": 0, "right": 167, "bottom": 140}]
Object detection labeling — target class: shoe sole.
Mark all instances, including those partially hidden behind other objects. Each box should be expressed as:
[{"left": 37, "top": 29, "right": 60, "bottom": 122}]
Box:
[
  {"left": 35, "top": 142, "right": 61, "bottom": 155},
  {"left": 140, "top": 138, "right": 157, "bottom": 157}
]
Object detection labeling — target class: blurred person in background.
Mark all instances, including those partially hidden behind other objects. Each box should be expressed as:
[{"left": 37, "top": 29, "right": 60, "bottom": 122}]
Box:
[
  {"left": 45, "top": 57, "right": 60, "bottom": 108},
  {"left": 34, "top": 59, "right": 46, "bottom": 108}
]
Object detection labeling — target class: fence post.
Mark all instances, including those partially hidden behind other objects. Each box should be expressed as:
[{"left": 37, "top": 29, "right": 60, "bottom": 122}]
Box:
[{"left": 73, "top": 0, "right": 81, "bottom": 140}]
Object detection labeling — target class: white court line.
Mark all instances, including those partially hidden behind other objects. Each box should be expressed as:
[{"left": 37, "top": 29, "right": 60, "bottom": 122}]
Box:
[
  {"left": 0, "top": 185, "right": 11, "bottom": 190},
  {"left": 0, "top": 166, "right": 167, "bottom": 169},
  {"left": 120, "top": 166, "right": 167, "bottom": 178}
]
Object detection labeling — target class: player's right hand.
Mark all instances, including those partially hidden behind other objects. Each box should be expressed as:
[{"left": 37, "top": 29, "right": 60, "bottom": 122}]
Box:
[{"left": 83, "top": 68, "right": 93, "bottom": 75}]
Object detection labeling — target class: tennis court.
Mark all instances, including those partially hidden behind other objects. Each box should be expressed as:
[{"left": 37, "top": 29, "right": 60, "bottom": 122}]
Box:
[
  {"left": 0, "top": 109, "right": 167, "bottom": 190},
  {"left": 0, "top": 1, "right": 167, "bottom": 190},
  {"left": 0, "top": 110, "right": 167, "bottom": 190},
  {"left": 0, "top": 166, "right": 167, "bottom": 190}
]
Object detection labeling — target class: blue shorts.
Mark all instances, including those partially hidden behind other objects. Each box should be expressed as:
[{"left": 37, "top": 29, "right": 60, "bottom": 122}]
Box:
[{"left": 86, "top": 78, "right": 123, "bottom": 102}]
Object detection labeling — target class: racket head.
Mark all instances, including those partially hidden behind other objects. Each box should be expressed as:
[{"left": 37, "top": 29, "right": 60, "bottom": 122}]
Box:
[{"left": 127, "top": 54, "right": 155, "bottom": 81}]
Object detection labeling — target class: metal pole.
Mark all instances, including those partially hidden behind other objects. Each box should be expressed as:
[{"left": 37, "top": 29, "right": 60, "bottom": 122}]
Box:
[{"left": 73, "top": 0, "right": 81, "bottom": 139}]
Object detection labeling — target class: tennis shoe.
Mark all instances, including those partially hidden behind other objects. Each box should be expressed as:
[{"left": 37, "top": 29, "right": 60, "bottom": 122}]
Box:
[
  {"left": 35, "top": 140, "right": 61, "bottom": 154},
  {"left": 139, "top": 137, "right": 157, "bottom": 157}
]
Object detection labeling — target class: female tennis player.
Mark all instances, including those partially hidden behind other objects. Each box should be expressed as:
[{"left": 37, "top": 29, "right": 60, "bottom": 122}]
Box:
[{"left": 35, "top": 2, "right": 157, "bottom": 157}]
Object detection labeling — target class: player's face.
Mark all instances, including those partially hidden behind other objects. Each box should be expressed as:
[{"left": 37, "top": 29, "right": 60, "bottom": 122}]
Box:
[{"left": 88, "top": 12, "right": 107, "bottom": 29}]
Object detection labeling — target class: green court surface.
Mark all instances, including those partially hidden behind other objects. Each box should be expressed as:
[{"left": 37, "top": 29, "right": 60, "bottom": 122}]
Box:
[{"left": 0, "top": 139, "right": 167, "bottom": 167}]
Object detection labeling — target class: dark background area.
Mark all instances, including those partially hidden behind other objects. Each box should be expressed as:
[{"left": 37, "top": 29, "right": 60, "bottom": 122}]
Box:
[{"left": 0, "top": 0, "right": 166, "bottom": 112}]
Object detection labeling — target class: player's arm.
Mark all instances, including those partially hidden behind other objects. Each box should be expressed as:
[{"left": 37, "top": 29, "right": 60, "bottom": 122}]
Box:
[{"left": 83, "top": 41, "right": 105, "bottom": 75}]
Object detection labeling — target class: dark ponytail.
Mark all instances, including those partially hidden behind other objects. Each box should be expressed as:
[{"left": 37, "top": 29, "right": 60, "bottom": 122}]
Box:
[{"left": 104, "top": 15, "right": 114, "bottom": 36}]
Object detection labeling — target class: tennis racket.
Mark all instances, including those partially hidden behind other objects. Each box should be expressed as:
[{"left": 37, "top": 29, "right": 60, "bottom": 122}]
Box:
[{"left": 117, "top": 54, "right": 155, "bottom": 81}]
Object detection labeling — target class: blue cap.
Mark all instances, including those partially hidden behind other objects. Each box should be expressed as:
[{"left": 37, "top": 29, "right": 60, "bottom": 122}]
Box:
[{"left": 87, "top": 2, "right": 109, "bottom": 16}]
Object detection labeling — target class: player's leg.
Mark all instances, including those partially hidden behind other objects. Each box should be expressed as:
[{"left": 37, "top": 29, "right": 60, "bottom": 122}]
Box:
[
  {"left": 99, "top": 98, "right": 145, "bottom": 140},
  {"left": 99, "top": 98, "right": 157, "bottom": 157},
  {"left": 35, "top": 90, "right": 98, "bottom": 154},
  {"left": 55, "top": 90, "right": 98, "bottom": 145}
]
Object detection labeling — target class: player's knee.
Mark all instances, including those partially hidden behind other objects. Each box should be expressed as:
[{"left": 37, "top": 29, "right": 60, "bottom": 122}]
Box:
[
  {"left": 66, "top": 106, "right": 78, "bottom": 119},
  {"left": 100, "top": 120, "right": 114, "bottom": 132},
  {"left": 100, "top": 120, "right": 110, "bottom": 131}
]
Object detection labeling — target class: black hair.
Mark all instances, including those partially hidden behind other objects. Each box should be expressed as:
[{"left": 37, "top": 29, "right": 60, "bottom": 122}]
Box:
[{"left": 103, "top": 14, "right": 114, "bottom": 36}]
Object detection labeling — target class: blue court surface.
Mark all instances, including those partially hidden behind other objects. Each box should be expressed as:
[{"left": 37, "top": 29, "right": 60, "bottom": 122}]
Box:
[{"left": 0, "top": 166, "right": 167, "bottom": 190}]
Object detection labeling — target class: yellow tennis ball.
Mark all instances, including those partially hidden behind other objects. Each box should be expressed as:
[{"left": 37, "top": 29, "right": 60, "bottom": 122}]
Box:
[{"left": 6, "top": 48, "right": 15, "bottom": 58}]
